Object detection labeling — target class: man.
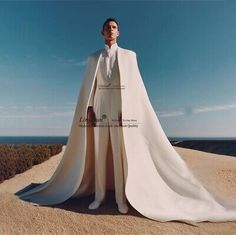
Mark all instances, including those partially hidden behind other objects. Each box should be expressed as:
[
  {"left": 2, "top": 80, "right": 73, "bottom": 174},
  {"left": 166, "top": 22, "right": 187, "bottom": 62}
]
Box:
[
  {"left": 16, "top": 18, "right": 236, "bottom": 225},
  {"left": 87, "top": 18, "right": 128, "bottom": 214}
]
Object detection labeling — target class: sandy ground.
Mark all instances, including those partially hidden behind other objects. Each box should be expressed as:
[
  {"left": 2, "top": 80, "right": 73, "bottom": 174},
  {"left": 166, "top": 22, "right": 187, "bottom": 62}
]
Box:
[{"left": 1, "top": 146, "right": 236, "bottom": 235}]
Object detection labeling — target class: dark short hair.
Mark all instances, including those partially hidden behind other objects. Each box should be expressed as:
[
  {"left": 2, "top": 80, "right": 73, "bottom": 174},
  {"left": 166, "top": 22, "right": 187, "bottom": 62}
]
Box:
[{"left": 102, "top": 18, "right": 119, "bottom": 32}]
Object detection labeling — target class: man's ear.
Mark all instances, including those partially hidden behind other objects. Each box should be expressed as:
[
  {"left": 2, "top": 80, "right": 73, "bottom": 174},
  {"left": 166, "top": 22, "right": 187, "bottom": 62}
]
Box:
[
  {"left": 101, "top": 30, "right": 104, "bottom": 36},
  {"left": 117, "top": 31, "right": 120, "bottom": 37}
]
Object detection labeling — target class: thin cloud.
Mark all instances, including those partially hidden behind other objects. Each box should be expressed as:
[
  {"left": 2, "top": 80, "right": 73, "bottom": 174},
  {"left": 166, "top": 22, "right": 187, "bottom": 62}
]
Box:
[
  {"left": 0, "top": 111, "right": 74, "bottom": 119},
  {"left": 155, "top": 102, "right": 236, "bottom": 118},
  {"left": 157, "top": 111, "right": 185, "bottom": 117},
  {"left": 194, "top": 104, "right": 236, "bottom": 113},
  {"left": 0, "top": 127, "right": 69, "bottom": 136},
  {"left": 61, "top": 57, "right": 87, "bottom": 67},
  {"left": 51, "top": 111, "right": 74, "bottom": 117},
  {"left": 25, "top": 106, "right": 33, "bottom": 109},
  {"left": 0, "top": 105, "right": 75, "bottom": 119},
  {"left": 73, "top": 59, "right": 87, "bottom": 67},
  {"left": 9, "top": 106, "right": 18, "bottom": 110},
  {"left": 51, "top": 55, "right": 87, "bottom": 67},
  {"left": 65, "top": 102, "right": 76, "bottom": 106},
  {"left": 38, "top": 106, "right": 48, "bottom": 110}
]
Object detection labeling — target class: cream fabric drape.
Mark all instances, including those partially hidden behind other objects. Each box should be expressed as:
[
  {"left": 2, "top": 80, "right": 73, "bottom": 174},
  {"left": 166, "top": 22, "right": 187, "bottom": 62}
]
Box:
[{"left": 16, "top": 46, "right": 236, "bottom": 224}]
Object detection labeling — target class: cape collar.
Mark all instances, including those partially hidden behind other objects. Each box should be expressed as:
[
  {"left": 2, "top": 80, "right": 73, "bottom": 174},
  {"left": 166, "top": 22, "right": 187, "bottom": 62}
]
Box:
[
  {"left": 91, "top": 46, "right": 122, "bottom": 70},
  {"left": 104, "top": 42, "right": 118, "bottom": 50},
  {"left": 104, "top": 43, "right": 118, "bottom": 57}
]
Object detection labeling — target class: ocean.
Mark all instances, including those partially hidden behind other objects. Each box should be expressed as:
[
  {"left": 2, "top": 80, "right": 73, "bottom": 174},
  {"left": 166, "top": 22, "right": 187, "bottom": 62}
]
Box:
[
  {"left": 0, "top": 136, "right": 68, "bottom": 144},
  {"left": 0, "top": 136, "right": 236, "bottom": 145}
]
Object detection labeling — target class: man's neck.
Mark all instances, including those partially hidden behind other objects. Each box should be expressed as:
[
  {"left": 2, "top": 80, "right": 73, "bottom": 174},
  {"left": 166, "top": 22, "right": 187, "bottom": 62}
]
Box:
[{"left": 105, "top": 40, "right": 117, "bottom": 48}]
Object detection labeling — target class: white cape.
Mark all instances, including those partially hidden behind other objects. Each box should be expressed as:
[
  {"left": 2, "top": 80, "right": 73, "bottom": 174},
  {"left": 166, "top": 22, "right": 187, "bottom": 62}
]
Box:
[{"left": 16, "top": 46, "right": 236, "bottom": 224}]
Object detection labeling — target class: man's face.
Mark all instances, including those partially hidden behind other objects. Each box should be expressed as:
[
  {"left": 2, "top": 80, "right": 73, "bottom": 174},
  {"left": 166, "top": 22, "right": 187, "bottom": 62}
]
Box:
[{"left": 102, "top": 21, "right": 119, "bottom": 41}]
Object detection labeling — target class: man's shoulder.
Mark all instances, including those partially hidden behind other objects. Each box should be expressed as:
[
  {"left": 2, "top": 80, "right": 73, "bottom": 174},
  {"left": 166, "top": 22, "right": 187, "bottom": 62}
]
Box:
[{"left": 119, "top": 47, "right": 136, "bottom": 56}]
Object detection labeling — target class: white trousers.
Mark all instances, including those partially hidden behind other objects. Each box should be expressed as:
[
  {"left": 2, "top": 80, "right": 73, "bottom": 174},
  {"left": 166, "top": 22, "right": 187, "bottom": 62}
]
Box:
[
  {"left": 93, "top": 90, "right": 125, "bottom": 204},
  {"left": 93, "top": 121, "right": 126, "bottom": 204}
]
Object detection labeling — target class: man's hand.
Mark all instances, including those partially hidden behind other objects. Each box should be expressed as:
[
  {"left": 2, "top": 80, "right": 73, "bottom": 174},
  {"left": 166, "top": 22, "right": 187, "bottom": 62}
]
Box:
[{"left": 87, "top": 106, "right": 96, "bottom": 127}]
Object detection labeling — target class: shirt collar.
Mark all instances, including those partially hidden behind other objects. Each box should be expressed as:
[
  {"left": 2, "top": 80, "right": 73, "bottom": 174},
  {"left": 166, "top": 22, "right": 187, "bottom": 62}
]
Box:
[{"left": 104, "top": 43, "right": 118, "bottom": 56}]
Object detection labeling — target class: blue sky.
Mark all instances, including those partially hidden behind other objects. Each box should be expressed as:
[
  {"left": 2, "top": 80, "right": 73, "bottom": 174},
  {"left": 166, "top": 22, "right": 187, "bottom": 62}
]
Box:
[{"left": 0, "top": 0, "right": 236, "bottom": 137}]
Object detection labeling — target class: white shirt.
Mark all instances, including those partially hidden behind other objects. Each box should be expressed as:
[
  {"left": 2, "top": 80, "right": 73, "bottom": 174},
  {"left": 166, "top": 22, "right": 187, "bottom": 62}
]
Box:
[{"left": 104, "top": 42, "right": 118, "bottom": 79}]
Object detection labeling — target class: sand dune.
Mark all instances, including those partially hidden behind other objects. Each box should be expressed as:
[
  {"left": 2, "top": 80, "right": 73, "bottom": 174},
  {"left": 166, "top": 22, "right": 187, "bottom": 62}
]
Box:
[{"left": 1, "top": 146, "right": 236, "bottom": 235}]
